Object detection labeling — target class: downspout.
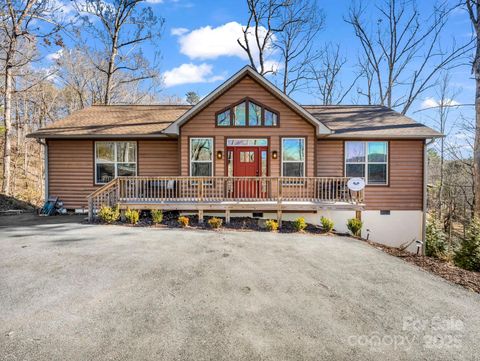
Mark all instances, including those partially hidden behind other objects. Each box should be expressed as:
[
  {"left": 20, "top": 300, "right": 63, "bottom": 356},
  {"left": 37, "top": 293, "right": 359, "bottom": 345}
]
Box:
[
  {"left": 422, "top": 138, "right": 436, "bottom": 254},
  {"left": 36, "top": 139, "right": 48, "bottom": 203}
]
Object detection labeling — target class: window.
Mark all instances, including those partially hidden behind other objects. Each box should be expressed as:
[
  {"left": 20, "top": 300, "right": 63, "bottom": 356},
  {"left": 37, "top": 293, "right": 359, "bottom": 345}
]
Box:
[
  {"left": 190, "top": 138, "right": 213, "bottom": 177},
  {"left": 226, "top": 138, "right": 268, "bottom": 146},
  {"left": 95, "top": 141, "right": 136, "bottom": 184},
  {"left": 233, "top": 102, "right": 246, "bottom": 126},
  {"left": 215, "top": 98, "right": 278, "bottom": 127},
  {"left": 345, "top": 141, "right": 388, "bottom": 185},
  {"left": 282, "top": 138, "right": 305, "bottom": 177},
  {"left": 216, "top": 109, "right": 230, "bottom": 126}
]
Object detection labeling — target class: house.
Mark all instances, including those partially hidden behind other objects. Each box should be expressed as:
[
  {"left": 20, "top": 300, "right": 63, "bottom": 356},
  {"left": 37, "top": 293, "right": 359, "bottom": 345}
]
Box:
[{"left": 28, "top": 66, "right": 442, "bottom": 250}]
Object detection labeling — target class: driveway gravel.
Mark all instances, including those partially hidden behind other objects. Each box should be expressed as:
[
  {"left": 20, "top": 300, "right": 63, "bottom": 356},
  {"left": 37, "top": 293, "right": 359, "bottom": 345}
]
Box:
[{"left": 1, "top": 214, "right": 479, "bottom": 361}]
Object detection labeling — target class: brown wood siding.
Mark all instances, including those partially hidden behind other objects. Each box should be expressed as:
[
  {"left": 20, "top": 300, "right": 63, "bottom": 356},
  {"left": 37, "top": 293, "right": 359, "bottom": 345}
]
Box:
[
  {"left": 180, "top": 75, "right": 316, "bottom": 177},
  {"left": 316, "top": 139, "right": 424, "bottom": 210},
  {"left": 48, "top": 140, "right": 95, "bottom": 209},
  {"left": 138, "top": 140, "right": 179, "bottom": 176},
  {"left": 48, "top": 139, "right": 180, "bottom": 209}
]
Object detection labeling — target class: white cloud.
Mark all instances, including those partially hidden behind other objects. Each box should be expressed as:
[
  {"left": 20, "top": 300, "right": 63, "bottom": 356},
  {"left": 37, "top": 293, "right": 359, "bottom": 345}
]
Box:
[
  {"left": 261, "top": 60, "right": 282, "bottom": 74},
  {"left": 144, "top": 0, "right": 163, "bottom": 3},
  {"left": 173, "top": 21, "right": 272, "bottom": 60},
  {"left": 421, "top": 97, "right": 460, "bottom": 109},
  {"left": 171, "top": 27, "right": 189, "bottom": 36},
  {"left": 163, "top": 63, "right": 225, "bottom": 87},
  {"left": 46, "top": 49, "right": 63, "bottom": 62}
]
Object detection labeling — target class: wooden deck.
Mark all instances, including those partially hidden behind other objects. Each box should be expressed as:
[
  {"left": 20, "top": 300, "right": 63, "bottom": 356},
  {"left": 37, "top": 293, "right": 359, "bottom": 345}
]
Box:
[{"left": 88, "top": 176, "right": 365, "bottom": 221}]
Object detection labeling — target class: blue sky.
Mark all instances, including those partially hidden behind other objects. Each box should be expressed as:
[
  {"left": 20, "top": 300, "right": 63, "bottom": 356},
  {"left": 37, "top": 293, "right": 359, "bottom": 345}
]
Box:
[{"left": 43, "top": 0, "right": 476, "bottom": 150}]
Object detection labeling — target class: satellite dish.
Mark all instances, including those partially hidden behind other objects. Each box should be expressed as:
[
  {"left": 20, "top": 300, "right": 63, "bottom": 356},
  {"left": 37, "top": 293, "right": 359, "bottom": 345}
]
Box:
[{"left": 347, "top": 177, "right": 365, "bottom": 191}]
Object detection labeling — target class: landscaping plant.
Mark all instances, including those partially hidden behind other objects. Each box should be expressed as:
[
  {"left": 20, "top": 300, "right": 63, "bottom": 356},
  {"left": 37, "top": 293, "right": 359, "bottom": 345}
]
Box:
[
  {"left": 178, "top": 216, "right": 189, "bottom": 228},
  {"left": 98, "top": 205, "right": 120, "bottom": 224},
  {"left": 208, "top": 217, "right": 223, "bottom": 229},
  {"left": 347, "top": 218, "right": 363, "bottom": 237},
  {"left": 320, "top": 216, "right": 334, "bottom": 233},
  {"left": 293, "top": 217, "right": 307, "bottom": 232},
  {"left": 425, "top": 219, "right": 448, "bottom": 258},
  {"left": 454, "top": 218, "right": 480, "bottom": 272},
  {"left": 151, "top": 209, "right": 163, "bottom": 224},
  {"left": 265, "top": 219, "right": 279, "bottom": 231},
  {"left": 125, "top": 208, "right": 140, "bottom": 225}
]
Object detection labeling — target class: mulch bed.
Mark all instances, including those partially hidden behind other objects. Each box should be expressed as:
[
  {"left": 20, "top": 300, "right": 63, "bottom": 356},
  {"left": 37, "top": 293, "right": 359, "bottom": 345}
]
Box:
[{"left": 364, "top": 239, "right": 480, "bottom": 294}]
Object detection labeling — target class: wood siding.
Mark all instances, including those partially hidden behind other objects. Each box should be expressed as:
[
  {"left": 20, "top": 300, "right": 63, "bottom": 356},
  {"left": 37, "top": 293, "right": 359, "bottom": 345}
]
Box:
[
  {"left": 316, "top": 139, "right": 424, "bottom": 210},
  {"left": 48, "top": 139, "right": 179, "bottom": 209},
  {"left": 180, "top": 75, "right": 316, "bottom": 177}
]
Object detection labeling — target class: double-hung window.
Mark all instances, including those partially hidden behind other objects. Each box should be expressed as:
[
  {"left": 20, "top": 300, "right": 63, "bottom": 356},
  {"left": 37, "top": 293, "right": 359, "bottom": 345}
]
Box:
[
  {"left": 95, "top": 141, "right": 137, "bottom": 184},
  {"left": 282, "top": 138, "right": 305, "bottom": 178},
  {"left": 190, "top": 138, "right": 213, "bottom": 177},
  {"left": 345, "top": 141, "right": 388, "bottom": 185}
]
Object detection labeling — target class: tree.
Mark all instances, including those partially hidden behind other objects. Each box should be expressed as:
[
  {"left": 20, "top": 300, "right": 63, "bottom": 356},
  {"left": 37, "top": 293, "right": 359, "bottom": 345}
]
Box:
[
  {"left": 185, "top": 91, "right": 200, "bottom": 105},
  {"left": 0, "top": 0, "right": 63, "bottom": 195},
  {"left": 75, "top": 0, "right": 164, "bottom": 105},
  {"left": 465, "top": 0, "right": 480, "bottom": 217},
  {"left": 347, "top": 0, "right": 473, "bottom": 114},
  {"left": 273, "top": 0, "right": 324, "bottom": 95}
]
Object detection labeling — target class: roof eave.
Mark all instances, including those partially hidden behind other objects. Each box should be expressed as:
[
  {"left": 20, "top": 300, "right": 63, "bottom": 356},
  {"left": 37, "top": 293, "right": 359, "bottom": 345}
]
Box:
[
  {"left": 26, "top": 133, "right": 175, "bottom": 139},
  {"left": 321, "top": 133, "right": 444, "bottom": 139}
]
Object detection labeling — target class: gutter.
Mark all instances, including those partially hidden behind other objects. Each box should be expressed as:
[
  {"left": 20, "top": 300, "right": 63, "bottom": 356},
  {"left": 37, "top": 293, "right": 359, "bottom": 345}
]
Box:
[{"left": 422, "top": 138, "right": 436, "bottom": 254}]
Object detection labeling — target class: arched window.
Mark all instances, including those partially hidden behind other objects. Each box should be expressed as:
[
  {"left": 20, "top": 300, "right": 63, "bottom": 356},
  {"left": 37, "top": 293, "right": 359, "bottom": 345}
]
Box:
[{"left": 216, "top": 98, "right": 279, "bottom": 127}]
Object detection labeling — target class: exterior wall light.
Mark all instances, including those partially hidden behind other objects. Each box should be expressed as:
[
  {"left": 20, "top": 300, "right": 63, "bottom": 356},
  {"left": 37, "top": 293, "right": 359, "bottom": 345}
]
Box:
[
  {"left": 272, "top": 150, "right": 278, "bottom": 159},
  {"left": 216, "top": 151, "right": 223, "bottom": 160}
]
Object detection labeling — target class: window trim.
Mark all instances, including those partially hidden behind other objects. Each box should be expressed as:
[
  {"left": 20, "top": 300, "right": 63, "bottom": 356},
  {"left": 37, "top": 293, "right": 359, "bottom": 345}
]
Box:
[
  {"left": 344, "top": 140, "right": 389, "bottom": 186},
  {"left": 94, "top": 141, "right": 137, "bottom": 185},
  {"left": 281, "top": 137, "right": 306, "bottom": 179},
  {"left": 215, "top": 97, "right": 279, "bottom": 128},
  {"left": 189, "top": 137, "right": 214, "bottom": 177}
]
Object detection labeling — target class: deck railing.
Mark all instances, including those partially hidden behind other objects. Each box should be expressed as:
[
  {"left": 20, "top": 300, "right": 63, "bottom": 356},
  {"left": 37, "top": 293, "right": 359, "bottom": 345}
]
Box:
[{"left": 88, "top": 176, "right": 364, "bottom": 219}]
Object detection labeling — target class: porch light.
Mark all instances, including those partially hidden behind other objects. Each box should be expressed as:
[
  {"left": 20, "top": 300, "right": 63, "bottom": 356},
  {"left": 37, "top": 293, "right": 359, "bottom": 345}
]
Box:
[
  {"left": 216, "top": 151, "right": 223, "bottom": 160},
  {"left": 272, "top": 150, "right": 278, "bottom": 159}
]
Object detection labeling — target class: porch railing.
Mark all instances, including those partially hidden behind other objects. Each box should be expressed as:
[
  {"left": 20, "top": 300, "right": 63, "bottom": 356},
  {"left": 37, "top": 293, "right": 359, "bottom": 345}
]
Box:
[{"left": 88, "top": 176, "right": 364, "bottom": 219}]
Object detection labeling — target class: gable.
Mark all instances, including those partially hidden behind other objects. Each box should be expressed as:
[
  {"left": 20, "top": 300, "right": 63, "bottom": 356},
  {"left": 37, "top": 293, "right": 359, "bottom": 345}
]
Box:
[{"left": 164, "top": 66, "right": 331, "bottom": 136}]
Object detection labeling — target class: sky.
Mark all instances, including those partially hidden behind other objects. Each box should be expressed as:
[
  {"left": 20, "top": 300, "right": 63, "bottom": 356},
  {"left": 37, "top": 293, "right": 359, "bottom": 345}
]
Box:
[{"left": 41, "top": 0, "right": 476, "bottom": 153}]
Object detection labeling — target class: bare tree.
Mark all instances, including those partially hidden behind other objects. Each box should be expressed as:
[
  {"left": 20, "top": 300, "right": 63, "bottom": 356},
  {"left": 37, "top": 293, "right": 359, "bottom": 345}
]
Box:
[
  {"left": 274, "top": 0, "right": 324, "bottom": 95},
  {"left": 465, "top": 0, "right": 480, "bottom": 216},
  {"left": 0, "top": 0, "right": 62, "bottom": 195},
  {"left": 347, "top": 0, "right": 473, "bottom": 114},
  {"left": 308, "top": 44, "right": 362, "bottom": 105},
  {"left": 75, "top": 0, "right": 164, "bottom": 105}
]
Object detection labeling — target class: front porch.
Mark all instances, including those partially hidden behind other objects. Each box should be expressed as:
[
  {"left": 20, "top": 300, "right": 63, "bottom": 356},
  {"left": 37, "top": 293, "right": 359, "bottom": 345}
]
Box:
[{"left": 88, "top": 176, "right": 365, "bottom": 222}]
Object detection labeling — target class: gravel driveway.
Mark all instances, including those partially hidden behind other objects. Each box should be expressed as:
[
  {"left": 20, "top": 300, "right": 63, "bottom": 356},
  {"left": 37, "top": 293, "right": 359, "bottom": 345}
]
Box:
[{"left": 1, "top": 214, "right": 479, "bottom": 361}]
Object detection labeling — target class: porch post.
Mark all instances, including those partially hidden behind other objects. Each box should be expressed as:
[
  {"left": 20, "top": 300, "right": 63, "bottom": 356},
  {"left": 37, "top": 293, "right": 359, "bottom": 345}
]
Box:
[
  {"left": 198, "top": 209, "right": 204, "bottom": 224},
  {"left": 225, "top": 209, "right": 231, "bottom": 224}
]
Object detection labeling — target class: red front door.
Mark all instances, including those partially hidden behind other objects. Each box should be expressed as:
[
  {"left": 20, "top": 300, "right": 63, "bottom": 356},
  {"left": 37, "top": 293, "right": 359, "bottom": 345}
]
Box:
[{"left": 229, "top": 146, "right": 267, "bottom": 198}]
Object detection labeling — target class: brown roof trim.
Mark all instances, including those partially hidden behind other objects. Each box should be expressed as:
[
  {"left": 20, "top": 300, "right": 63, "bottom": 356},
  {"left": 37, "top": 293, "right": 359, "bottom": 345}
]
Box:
[{"left": 27, "top": 133, "right": 176, "bottom": 139}]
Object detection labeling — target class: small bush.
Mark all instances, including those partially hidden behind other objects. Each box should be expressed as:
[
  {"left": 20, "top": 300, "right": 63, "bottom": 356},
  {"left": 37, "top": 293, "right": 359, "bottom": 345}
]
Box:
[
  {"left": 265, "top": 219, "right": 279, "bottom": 231},
  {"left": 425, "top": 219, "right": 448, "bottom": 258},
  {"left": 208, "top": 217, "right": 223, "bottom": 229},
  {"left": 454, "top": 218, "right": 480, "bottom": 272},
  {"left": 125, "top": 208, "right": 139, "bottom": 225},
  {"left": 347, "top": 218, "right": 363, "bottom": 237},
  {"left": 98, "top": 205, "right": 120, "bottom": 224},
  {"left": 320, "top": 216, "right": 334, "bottom": 233},
  {"left": 293, "top": 217, "right": 307, "bottom": 232},
  {"left": 151, "top": 209, "right": 163, "bottom": 224},
  {"left": 178, "top": 216, "right": 189, "bottom": 228}
]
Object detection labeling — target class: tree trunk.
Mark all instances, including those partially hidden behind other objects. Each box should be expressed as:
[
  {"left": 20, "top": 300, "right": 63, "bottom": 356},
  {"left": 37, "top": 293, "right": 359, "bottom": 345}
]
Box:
[
  {"left": 474, "top": 70, "right": 480, "bottom": 216},
  {"left": 2, "top": 62, "right": 13, "bottom": 195},
  {"left": 104, "top": 34, "right": 119, "bottom": 105}
]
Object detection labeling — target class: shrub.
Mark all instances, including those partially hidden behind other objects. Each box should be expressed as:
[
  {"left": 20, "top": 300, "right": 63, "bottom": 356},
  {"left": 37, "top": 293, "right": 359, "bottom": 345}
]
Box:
[
  {"left": 208, "top": 217, "right": 223, "bottom": 229},
  {"left": 98, "top": 205, "right": 120, "bottom": 224},
  {"left": 347, "top": 218, "right": 363, "bottom": 237},
  {"left": 425, "top": 219, "right": 448, "bottom": 258},
  {"left": 125, "top": 208, "right": 139, "bottom": 225},
  {"left": 265, "top": 219, "right": 279, "bottom": 231},
  {"left": 293, "top": 217, "right": 307, "bottom": 232},
  {"left": 454, "top": 218, "right": 480, "bottom": 272},
  {"left": 320, "top": 216, "right": 334, "bottom": 233},
  {"left": 178, "top": 216, "right": 189, "bottom": 228},
  {"left": 151, "top": 209, "right": 163, "bottom": 224}
]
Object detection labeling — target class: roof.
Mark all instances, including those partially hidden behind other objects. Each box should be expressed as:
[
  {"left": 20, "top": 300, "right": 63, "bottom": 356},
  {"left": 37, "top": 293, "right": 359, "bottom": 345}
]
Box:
[
  {"left": 304, "top": 105, "right": 443, "bottom": 139},
  {"left": 28, "top": 105, "right": 191, "bottom": 138},
  {"left": 163, "top": 66, "right": 332, "bottom": 136}
]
